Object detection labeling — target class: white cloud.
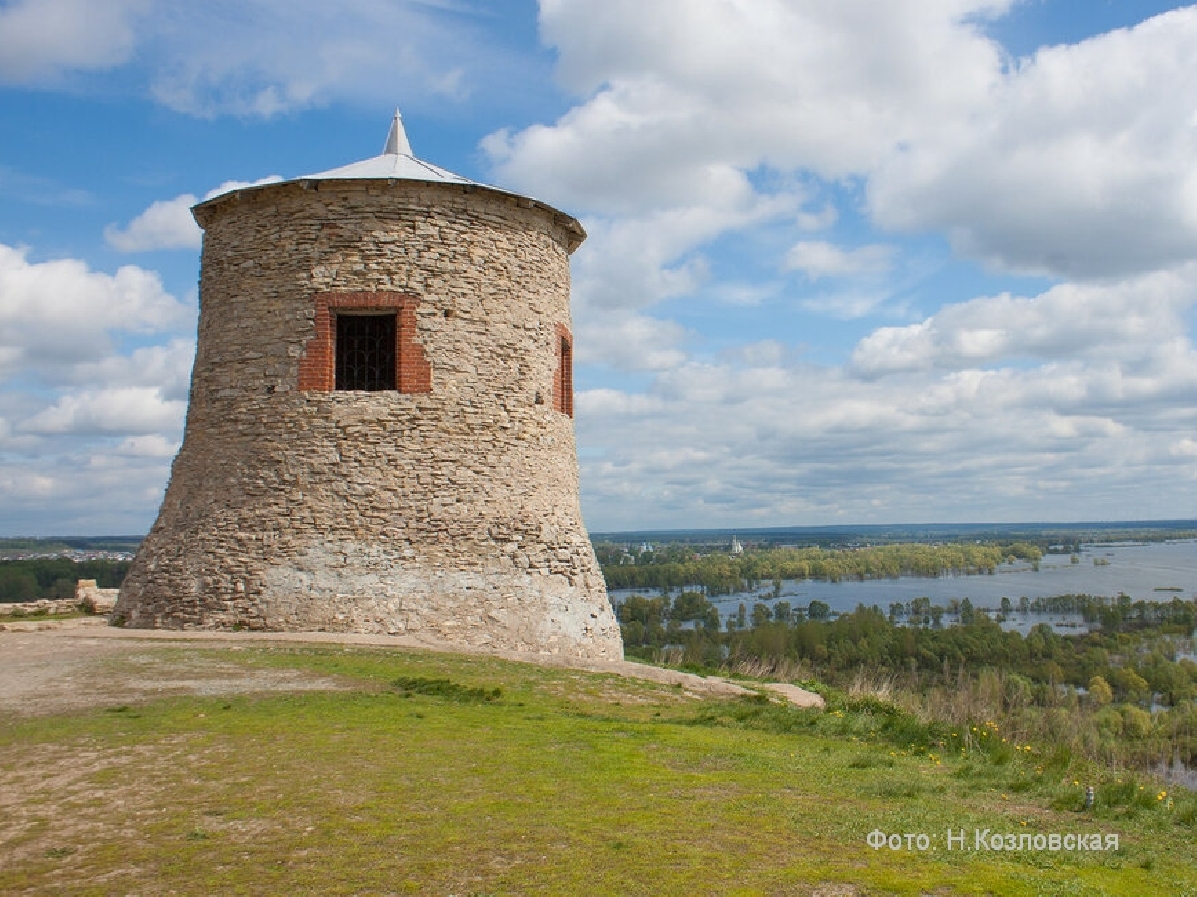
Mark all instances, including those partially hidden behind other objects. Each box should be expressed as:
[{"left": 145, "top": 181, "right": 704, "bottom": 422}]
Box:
[
  {"left": 0, "top": 0, "right": 147, "bottom": 83},
  {"left": 571, "top": 187, "right": 799, "bottom": 313},
  {"left": 105, "top": 194, "right": 203, "bottom": 252},
  {"left": 0, "top": 244, "right": 192, "bottom": 379},
  {"left": 490, "top": 0, "right": 1010, "bottom": 212},
  {"left": 115, "top": 433, "right": 179, "bottom": 458},
  {"left": 486, "top": 1, "right": 1197, "bottom": 527},
  {"left": 479, "top": 0, "right": 1018, "bottom": 356},
  {"left": 797, "top": 290, "right": 896, "bottom": 321},
  {"left": 105, "top": 177, "right": 283, "bottom": 252},
  {"left": 0, "top": 452, "right": 180, "bottom": 536},
  {"left": 10, "top": 1, "right": 1197, "bottom": 533},
  {"left": 20, "top": 387, "right": 185, "bottom": 437},
  {"left": 574, "top": 310, "right": 688, "bottom": 372},
  {"left": 870, "top": 7, "right": 1197, "bottom": 278},
  {"left": 0, "top": 244, "right": 194, "bottom": 534},
  {"left": 70, "top": 341, "right": 195, "bottom": 398},
  {"left": 576, "top": 342, "right": 1197, "bottom": 529},
  {"left": 487, "top": 2, "right": 1197, "bottom": 301},
  {"left": 785, "top": 241, "right": 895, "bottom": 279},
  {"left": 851, "top": 266, "right": 1197, "bottom": 376}
]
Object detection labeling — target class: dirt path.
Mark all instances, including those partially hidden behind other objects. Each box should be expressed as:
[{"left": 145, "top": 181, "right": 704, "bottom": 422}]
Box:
[{"left": 0, "top": 617, "right": 823, "bottom": 717}]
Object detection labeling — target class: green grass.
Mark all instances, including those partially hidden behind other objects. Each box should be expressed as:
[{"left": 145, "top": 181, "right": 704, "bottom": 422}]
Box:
[{"left": 1, "top": 643, "right": 1195, "bottom": 896}]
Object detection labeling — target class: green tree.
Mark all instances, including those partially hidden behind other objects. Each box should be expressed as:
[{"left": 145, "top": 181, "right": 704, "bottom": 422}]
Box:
[
  {"left": 807, "top": 600, "right": 830, "bottom": 621},
  {"left": 959, "top": 597, "right": 975, "bottom": 626},
  {"left": 1088, "top": 675, "right": 1114, "bottom": 706},
  {"left": 1121, "top": 705, "right": 1153, "bottom": 739}
]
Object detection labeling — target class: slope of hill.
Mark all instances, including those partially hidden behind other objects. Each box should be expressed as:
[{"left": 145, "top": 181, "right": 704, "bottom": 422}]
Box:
[{"left": 0, "top": 632, "right": 1193, "bottom": 895}]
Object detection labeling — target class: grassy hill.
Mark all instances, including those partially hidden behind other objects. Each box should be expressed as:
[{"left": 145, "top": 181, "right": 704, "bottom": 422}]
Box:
[{"left": 1, "top": 642, "right": 1194, "bottom": 895}]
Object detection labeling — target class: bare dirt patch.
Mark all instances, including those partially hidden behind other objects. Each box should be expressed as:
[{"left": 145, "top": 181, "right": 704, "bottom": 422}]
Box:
[{"left": 0, "top": 620, "right": 349, "bottom": 719}]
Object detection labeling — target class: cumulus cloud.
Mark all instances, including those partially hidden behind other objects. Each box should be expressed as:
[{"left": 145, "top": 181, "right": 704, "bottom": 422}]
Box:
[
  {"left": 472, "top": 1, "right": 1197, "bottom": 528},
  {"left": 11, "top": 1, "right": 1197, "bottom": 532},
  {"left": 0, "top": 244, "right": 194, "bottom": 533},
  {"left": 0, "top": 244, "right": 192, "bottom": 379},
  {"left": 482, "top": 1, "right": 1197, "bottom": 312},
  {"left": 479, "top": 0, "right": 1019, "bottom": 362},
  {"left": 573, "top": 310, "right": 689, "bottom": 372},
  {"left": 577, "top": 342, "right": 1197, "bottom": 529},
  {"left": 105, "top": 177, "right": 283, "bottom": 252},
  {"left": 851, "top": 266, "right": 1197, "bottom": 376},
  {"left": 869, "top": 7, "right": 1197, "bottom": 279},
  {"left": 104, "top": 195, "right": 203, "bottom": 253},
  {"left": 0, "top": 0, "right": 147, "bottom": 83},
  {"left": 573, "top": 250, "right": 1197, "bottom": 527},
  {"left": 490, "top": 0, "right": 1009, "bottom": 211},
  {"left": 0, "top": 451, "right": 181, "bottom": 536},
  {"left": 19, "top": 386, "right": 185, "bottom": 436}
]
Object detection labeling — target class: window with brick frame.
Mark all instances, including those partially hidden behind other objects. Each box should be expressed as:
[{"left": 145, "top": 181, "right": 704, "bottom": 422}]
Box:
[
  {"left": 298, "top": 291, "right": 431, "bottom": 393},
  {"left": 554, "top": 325, "right": 573, "bottom": 417}
]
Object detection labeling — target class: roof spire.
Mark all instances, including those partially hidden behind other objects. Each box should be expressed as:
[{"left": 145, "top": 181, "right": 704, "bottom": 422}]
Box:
[{"left": 383, "top": 109, "right": 413, "bottom": 156}]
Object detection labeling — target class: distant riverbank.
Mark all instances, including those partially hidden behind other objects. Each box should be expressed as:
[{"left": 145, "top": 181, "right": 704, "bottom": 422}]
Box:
[{"left": 611, "top": 540, "right": 1197, "bottom": 622}]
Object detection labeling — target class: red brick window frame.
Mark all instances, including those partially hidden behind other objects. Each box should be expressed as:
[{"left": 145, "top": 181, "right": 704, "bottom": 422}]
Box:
[
  {"left": 553, "top": 323, "right": 574, "bottom": 418},
  {"left": 298, "top": 291, "right": 431, "bottom": 393}
]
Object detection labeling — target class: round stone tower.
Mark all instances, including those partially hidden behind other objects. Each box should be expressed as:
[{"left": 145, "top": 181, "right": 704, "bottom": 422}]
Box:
[{"left": 114, "top": 113, "right": 623, "bottom": 660}]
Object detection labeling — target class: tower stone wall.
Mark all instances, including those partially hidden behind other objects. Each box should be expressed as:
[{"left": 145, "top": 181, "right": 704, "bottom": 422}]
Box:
[{"left": 114, "top": 175, "right": 623, "bottom": 660}]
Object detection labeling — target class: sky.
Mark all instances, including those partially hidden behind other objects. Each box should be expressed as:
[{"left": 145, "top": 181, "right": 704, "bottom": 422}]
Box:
[{"left": 2, "top": 0, "right": 1197, "bottom": 535}]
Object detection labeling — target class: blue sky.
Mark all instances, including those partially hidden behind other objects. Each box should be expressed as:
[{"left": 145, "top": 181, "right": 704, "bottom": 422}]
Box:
[{"left": 2, "top": 0, "right": 1197, "bottom": 535}]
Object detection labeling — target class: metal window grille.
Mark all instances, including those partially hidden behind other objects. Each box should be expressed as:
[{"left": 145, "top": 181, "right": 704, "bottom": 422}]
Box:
[
  {"left": 335, "top": 314, "right": 396, "bottom": 390},
  {"left": 559, "top": 335, "right": 573, "bottom": 417}
]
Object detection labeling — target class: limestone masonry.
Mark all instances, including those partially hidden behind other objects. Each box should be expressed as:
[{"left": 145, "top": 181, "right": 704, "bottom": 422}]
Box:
[{"left": 114, "top": 115, "right": 623, "bottom": 660}]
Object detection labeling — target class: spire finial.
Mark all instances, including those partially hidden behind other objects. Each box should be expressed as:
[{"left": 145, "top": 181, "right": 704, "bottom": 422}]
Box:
[{"left": 383, "top": 109, "right": 413, "bottom": 156}]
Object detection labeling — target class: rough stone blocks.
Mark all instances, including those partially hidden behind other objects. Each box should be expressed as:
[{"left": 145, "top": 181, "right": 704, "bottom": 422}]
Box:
[{"left": 114, "top": 178, "right": 623, "bottom": 660}]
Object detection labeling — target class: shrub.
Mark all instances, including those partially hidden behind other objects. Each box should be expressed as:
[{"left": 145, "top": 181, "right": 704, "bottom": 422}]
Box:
[
  {"left": 1120, "top": 705, "right": 1153, "bottom": 739},
  {"left": 391, "top": 677, "right": 502, "bottom": 703}
]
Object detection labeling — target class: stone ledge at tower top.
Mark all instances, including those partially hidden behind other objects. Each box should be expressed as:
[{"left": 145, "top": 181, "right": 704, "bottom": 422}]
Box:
[{"left": 113, "top": 112, "right": 622, "bottom": 661}]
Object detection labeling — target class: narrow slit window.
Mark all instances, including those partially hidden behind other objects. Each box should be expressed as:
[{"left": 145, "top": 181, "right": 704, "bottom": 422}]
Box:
[
  {"left": 557, "top": 334, "right": 573, "bottom": 417},
  {"left": 335, "top": 313, "right": 396, "bottom": 390}
]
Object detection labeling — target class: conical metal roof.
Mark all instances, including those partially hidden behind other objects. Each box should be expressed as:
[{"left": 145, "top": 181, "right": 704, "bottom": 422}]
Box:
[
  {"left": 193, "top": 110, "right": 586, "bottom": 251},
  {"left": 301, "top": 110, "right": 477, "bottom": 186}
]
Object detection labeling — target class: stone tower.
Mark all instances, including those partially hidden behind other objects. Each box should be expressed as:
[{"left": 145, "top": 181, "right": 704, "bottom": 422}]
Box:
[{"left": 114, "top": 113, "right": 623, "bottom": 660}]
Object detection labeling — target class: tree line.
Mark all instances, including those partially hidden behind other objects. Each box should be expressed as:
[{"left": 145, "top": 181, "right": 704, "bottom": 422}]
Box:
[
  {"left": 616, "top": 588, "right": 1197, "bottom": 772},
  {"left": 598, "top": 541, "right": 1043, "bottom": 595},
  {"left": 0, "top": 558, "right": 130, "bottom": 602}
]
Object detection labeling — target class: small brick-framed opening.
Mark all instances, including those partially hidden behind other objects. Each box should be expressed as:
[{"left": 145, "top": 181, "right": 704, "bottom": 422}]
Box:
[
  {"left": 553, "top": 324, "right": 574, "bottom": 418},
  {"left": 298, "top": 291, "right": 431, "bottom": 393},
  {"left": 335, "top": 313, "right": 396, "bottom": 390}
]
